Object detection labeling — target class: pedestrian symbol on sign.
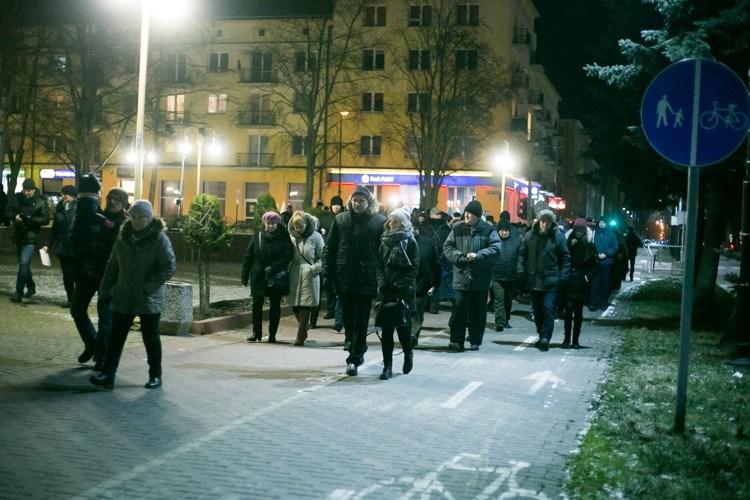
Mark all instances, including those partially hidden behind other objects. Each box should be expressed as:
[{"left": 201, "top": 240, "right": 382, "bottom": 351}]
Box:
[{"left": 656, "top": 95, "right": 683, "bottom": 128}]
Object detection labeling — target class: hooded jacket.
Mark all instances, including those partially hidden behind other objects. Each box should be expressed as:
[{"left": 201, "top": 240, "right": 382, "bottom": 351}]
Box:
[
  {"left": 594, "top": 225, "right": 619, "bottom": 266},
  {"left": 47, "top": 199, "right": 76, "bottom": 258},
  {"left": 519, "top": 220, "right": 571, "bottom": 291},
  {"left": 99, "top": 218, "right": 176, "bottom": 314},
  {"left": 563, "top": 227, "right": 598, "bottom": 301},
  {"left": 443, "top": 218, "right": 501, "bottom": 291},
  {"left": 6, "top": 190, "right": 50, "bottom": 245},
  {"left": 241, "top": 224, "right": 294, "bottom": 296},
  {"left": 288, "top": 213, "right": 325, "bottom": 307},
  {"left": 325, "top": 188, "right": 385, "bottom": 296},
  {"left": 377, "top": 228, "right": 419, "bottom": 308},
  {"left": 491, "top": 230, "right": 522, "bottom": 281}
]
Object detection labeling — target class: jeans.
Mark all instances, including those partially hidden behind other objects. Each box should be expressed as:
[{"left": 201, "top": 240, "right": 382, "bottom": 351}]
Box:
[
  {"left": 341, "top": 293, "right": 373, "bottom": 365},
  {"left": 450, "top": 289, "right": 489, "bottom": 345},
  {"left": 531, "top": 290, "right": 557, "bottom": 341},
  {"left": 15, "top": 243, "right": 36, "bottom": 295},
  {"left": 491, "top": 280, "right": 516, "bottom": 327},
  {"left": 252, "top": 291, "right": 283, "bottom": 339},
  {"left": 70, "top": 276, "right": 115, "bottom": 356},
  {"left": 335, "top": 296, "right": 344, "bottom": 329},
  {"left": 103, "top": 312, "right": 162, "bottom": 380}
]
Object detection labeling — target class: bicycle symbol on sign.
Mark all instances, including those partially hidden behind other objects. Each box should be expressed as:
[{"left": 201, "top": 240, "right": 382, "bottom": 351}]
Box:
[{"left": 700, "top": 101, "right": 749, "bottom": 130}]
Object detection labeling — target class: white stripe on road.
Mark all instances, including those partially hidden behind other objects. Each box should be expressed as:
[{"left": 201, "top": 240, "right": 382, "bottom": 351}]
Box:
[
  {"left": 441, "top": 381, "right": 483, "bottom": 409},
  {"left": 514, "top": 336, "right": 538, "bottom": 351}
]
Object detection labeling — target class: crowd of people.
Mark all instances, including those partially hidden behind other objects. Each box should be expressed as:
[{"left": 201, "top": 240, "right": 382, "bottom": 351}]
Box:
[{"left": 4, "top": 180, "right": 643, "bottom": 385}]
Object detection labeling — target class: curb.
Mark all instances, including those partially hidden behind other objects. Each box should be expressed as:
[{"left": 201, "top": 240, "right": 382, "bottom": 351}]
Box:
[{"left": 190, "top": 305, "right": 295, "bottom": 335}]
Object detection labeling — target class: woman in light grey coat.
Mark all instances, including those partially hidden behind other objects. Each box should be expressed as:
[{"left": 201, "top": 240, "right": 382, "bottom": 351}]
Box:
[
  {"left": 90, "top": 200, "right": 176, "bottom": 390},
  {"left": 288, "top": 211, "right": 324, "bottom": 346}
]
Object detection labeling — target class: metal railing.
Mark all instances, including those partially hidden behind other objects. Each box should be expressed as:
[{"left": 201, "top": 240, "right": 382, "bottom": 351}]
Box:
[
  {"left": 235, "top": 152, "right": 274, "bottom": 169},
  {"left": 645, "top": 243, "right": 685, "bottom": 276},
  {"left": 237, "top": 111, "right": 276, "bottom": 126}
]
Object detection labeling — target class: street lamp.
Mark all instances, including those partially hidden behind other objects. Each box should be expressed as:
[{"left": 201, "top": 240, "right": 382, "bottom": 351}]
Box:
[
  {"left": 178, "top": 137, "right": 191, "bottom": 215},
  {"left": 337, "top": 111, "right": 350, "bottom": 197},
  {"left": 491, "top": 141, "right": 515, "bottom": 212},
  {"left": 195, "top": 127, "right": 221, "bottom": 195}
]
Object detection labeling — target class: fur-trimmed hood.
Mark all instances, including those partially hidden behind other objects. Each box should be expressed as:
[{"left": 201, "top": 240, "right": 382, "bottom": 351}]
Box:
[
  {"left": 347, "top": 185, "right": 379, "bottom": 216},
  {"left": 565, "top": 226, "right": 594, "bottom": 243},
  {"left": 288, "top": 212, "right": 317, "bottom": 240},
  {"left": 119, "top": 217, "right": 167, "bottom": 243}
]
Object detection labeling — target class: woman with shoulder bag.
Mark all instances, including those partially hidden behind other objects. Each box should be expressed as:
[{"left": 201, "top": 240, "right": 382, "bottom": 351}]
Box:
[
  {"left": 375, "top": 208, "right": 419, "bottom": 380},
  {"left": 288, "top": 211, "right": 325, "bottom": 346},
  {"left": 241, "top": 211, "right": 293, "bottom": 343}
]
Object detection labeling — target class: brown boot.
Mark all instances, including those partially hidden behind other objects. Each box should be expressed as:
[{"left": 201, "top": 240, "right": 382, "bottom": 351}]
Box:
[{"left": 295, "top": 309, "right": 311, "bottom": 346}]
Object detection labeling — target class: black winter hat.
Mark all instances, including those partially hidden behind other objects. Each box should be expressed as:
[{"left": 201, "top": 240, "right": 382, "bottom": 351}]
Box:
[
  {"left": 61, "top": 185, "right": 78, "bottom": 197},
  {"left": 498, "top": 220, "right": 512, "bottom": 231},
  {"left": 499, "top": 210, "right": 511, "bottom": 222},
  {"left": 330, "top": 195, "right": 344, "bottom": 206},
  {"left": 22, "top": 178, "right": 36, "bottom": 190},
  {"left": 464, "top": 200, "right": 483, "bottom": 218},
  {"left": 78, "top": 174, "right": 101, "bottom": 194}
]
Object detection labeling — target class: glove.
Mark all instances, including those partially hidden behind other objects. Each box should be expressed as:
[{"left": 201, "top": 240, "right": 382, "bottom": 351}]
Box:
[{"left": 455, "top": 255, "right": 468, "bottom": 269}]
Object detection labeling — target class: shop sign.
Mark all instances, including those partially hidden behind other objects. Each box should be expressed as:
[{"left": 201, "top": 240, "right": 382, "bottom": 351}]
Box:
[{"left": 40, "top": 168, "right": 76, "bottom": 179}]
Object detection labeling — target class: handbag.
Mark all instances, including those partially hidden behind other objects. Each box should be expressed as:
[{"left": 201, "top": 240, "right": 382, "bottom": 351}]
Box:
[
  {"left": 259, "top": 232, "right": 290, "bottom": 294},
  {"left": 374, "top": 299, "right": 410, "bottom": 329}
]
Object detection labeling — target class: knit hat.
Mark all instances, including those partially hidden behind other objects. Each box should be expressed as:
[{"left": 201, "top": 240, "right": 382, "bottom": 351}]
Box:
[
  {"left": 261, "top": 210, "right": 281, "bottom": 224},
  {"left": 464, "top": 200, "right": 483, "bottom": 218},
  {"left": 330, "top": 195, "right": 344, "bottom": 207},
  {"left": 106, "top": 188, "right": 130, "bottom": 208},
  {"left": 537, "top": 209, "right": 555, "bottom": 223},
  {"left": 61, "top": 185, "right": 78, "bottom": 197},
  {"left": 128, "top": 200, "right": 153, "bottom": 221},
  {"left": 499, "top": 210, "right": 511, "bottom": 222},
  {"left": 573, "top": 217, "right": 587, "bottom": 229},
  {"left": 351, "top": 185, "right": 373, "bottom": 200},
  {"left": 22, "top": 178, "right": 36, "bottom": 190},
  {"left": 498, "top": 220, "right": 512, "bottom": 231},
  {"left": 77, "top": 174, "right": 101, "bottom": 194}
]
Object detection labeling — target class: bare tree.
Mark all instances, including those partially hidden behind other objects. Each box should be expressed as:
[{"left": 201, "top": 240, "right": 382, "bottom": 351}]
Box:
[{"left": 385, "top": 0, "right": 510, "bottom": 209}]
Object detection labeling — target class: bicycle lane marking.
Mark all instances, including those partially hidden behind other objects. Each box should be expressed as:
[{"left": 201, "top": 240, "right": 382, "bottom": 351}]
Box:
[{"left": 441, "top": 381, "right": 483, "bottom": 409}]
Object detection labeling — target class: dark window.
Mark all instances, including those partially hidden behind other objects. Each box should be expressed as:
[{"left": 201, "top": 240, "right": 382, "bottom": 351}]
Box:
[
  {"left": 160, "top": 180, "right": 180, "bottom": 219},
  {"left": 457, "top": 4, "right": 479, "bottom": 26},
  {"left": 295, "top": 51, "right": 316, "bottom": 72},
  {"left": 363, "top": 6, "right": 387, "bottom": 27},
  {"left": 163, "top": 53, "right": 187, "bottom": 83},
  {"left": 362, "top": 49, "right": 385, "bottom": 71},
  {"left": 360, "top": 136, "right": 382, "bottom": 156},
  {"left": 250, "top": 52, "right": 273, "bottom": 82},
  {"left": 208, "top": 53, "right": 229, "bottom": 72},
  {"left": 292, "top": 135, "right": 306, "bottom": 156},
  {"left": 455, "top": 49, "right": 478, "bottom": 70},
  {"left": 408, "top": 5, "right": 432, "bottom": 26},
  {"left": 409, "top": 49, "right": 430, "bottom": 70},
  {"left": 407, "top": 92, "right": 430, "bottom": 113},
  {"left": 362, "top": 92, "right": 384, "bottom": 112}
]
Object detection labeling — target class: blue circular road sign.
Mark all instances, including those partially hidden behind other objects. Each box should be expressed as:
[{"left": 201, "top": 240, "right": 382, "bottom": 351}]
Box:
[{"left": 641, "top": 59, "right": 750, "bottom": 167}]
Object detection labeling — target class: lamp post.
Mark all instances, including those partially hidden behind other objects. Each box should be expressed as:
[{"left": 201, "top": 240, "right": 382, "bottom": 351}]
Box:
[
  {"left": 178, "top": 137, "right": 191, "bottom": 215},
  {"left": 195, "top": 127, "right": 220, "bottom": 196},
  {"left": 492, "top": 141, "right": 514, "bottom": 212},
  {"left": 133, "top": 0, "right": 151, "bottom": 200},
  {"left": 337, "top": 110, "right": 349, "bottom": 197}
]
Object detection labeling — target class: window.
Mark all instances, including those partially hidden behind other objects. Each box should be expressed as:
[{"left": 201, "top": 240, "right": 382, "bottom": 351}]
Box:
[
  {"left": 245, "top": 182, "right": 269, "bottom": 218},
  {"left": 287, "top": 183, "right": 305, "bottom": 210},
  {"left": 50, "top": 55, "right": 67, "bottom": 71},
  {"left": 407, "top": 92, "right": 430, "bottom": 113},
  {"left": 447, "top": 186, "right": 476, "bottom": 213},
  {"left": 160, "top": 180, "right": 180, "bottom": 219},
  {"left": 293, "top": 92, "right": 310, "bottom": 113},
  {"left": 49, "top": 93, "right": 65, "bottom": 110},
  {"left": 455, "top": 49, "right": 478, "bottom": 70},
  {"left": 250, "top": 52, "right": 273, "bottom": 82},
  {"left": 258, "top": 29, "right": 266, "bottom": 37},
  {"left": 409, "top": 49, "right": 430, "bottom": 70},
  {"left": 239, "top": 135, "right": 272, "bottom": 168},
  {"left": 216, "top": 29, "right": 223, "bottom": 38},
  {"left": 43, "top": 135, "right": 67, "bottom": 154},
  {"left": 207, "top": 93, "right": 227, "bottom": 113},
  {"left": 302, "top": 27, "right": 310, "bottom": 36},
  {"left": 362, "top": 49, "right": 385, "bottom": 71},
  {"left": 294, "top": 51, "right": 316, "bottom": 72},
  {"left": 163, "top": 53, "right": 187, "bottom": 83},
  {"left": 10, "top": 94, "right": 22, "bottom": 114},
  {"left": 202, "top": 181, "right": 226, "bottom": 215},
  {"left": 239, "top": 94, "right": 273, "bottom": 124},
  {"left": 292, "top": 135, "right": 306, "bottom": 156},
  {"left": 457, "top": 4, "right": 479, "bottom": 26},
  {"left": 208, "top": 52, "right": 229, "bottom": 72},
  {"left": 165, "top": 94, "right": 185, "bottom": 122},
  {"left": 363, "top": 6, "right": 387, "bottom": 26},
  {"left": 362, "top": 92, "right": 384, "bottom": 112},
  {"left": 455, "top": 136, "right": 476, "bottom": 159},
  {"left": 360, "top": 136, "right": 382, "bottom": 156},
  {"left": 408, "top": 5, "right": 432, "bottom": 26}
]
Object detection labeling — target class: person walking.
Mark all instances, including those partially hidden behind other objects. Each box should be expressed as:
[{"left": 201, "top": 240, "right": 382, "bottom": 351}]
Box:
[
  {"left": 412, "top": 222, "right": 440, "bottom": 346},
  {"left": 590, "top": 218, "right": 619, "bottom": 311},
  {"left": 322, "top": 195, "right": 345, "bottom": 330},
  {"left": 443, "top": 200, "right": 501, "bottom": 352},
  {"left": 491, "top": 219, "right": 522, "bottom": 331},
  {"left": 375, "top": 208, "right": 418, "bottom": 379},
  {"left": 625, "top": 226, "right": 643, "bottom": 281},
  {"left": 519, "top": 209, "right": 570, "bottom": 351},
  {"left": 287, "top": 211, "right": 324, "bottom": 346},
  {"left": 5, "top": 178, "right": 50, "bottom": 303},
  {"left": 70, "top": 181, "right": 129, "bottom": 368},
  {"left": 428, "top": 210, "right": 451, "bottom": 314},
  {"left": 326, "top": 186, "right": 385, "bottom": 376},
  {"left": 43, "top": 185, "right": 78, "bottom": 307},
  {"left": 241, "top": 211, "right": 293, "bottom": 343},
  {"left": 90, "top": 200, "right": 176, "bottom": 389},
  {"left": 561, "top": 218, "right": 597, "bottom": 348}
]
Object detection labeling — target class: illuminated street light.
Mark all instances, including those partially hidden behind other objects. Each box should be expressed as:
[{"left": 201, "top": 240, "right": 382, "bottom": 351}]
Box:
[
  {"left": 491, "top": 141, "right": 516, "bottom": 212},
  {"left": 338, "top": 111, "right": 351, "bottom": 197}
]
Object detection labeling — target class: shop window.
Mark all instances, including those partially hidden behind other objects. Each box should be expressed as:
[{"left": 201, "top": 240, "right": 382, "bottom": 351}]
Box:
[
  {"left": 160, "top": 180, "right": 180, "bottom": 220},
  {"left": 287, "top": 183, "right": 305, "bottom": 210},
  {"left": 203, "top": 181, "right": 226, "bottom": 216},
  {"left": 245, "top": 182, "right": 269, "bottom": 219}
]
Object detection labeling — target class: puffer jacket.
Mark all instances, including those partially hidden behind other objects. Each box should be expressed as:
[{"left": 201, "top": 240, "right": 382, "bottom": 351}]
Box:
[
  {"left": 492, "top": 232, "right": 522, "bottom": 281},
  {"left": 47, "top": 199, "right": 76, "bottom": 258},
  {"left": 594, "top": 227, "right": 619, "bottom": 266},
  {"left": 377, "top": 230, "right": 419, "bottom": 309},
  {"left": 241, "top": 225, "right": 294, "bottom": 297},
  {"left": 99, "top": 218, "right": 176, "bottom": 315},
  {"left": 6, "top": 191, "right": 50, "bottom": 245},
  {"left": 70, "top": 196, "right": 128, "bottom": 280},
  {"left": 519, "top": 220, "right": 571, "bottom": 291},
  {"left": 288, "top": 213, "right": 325, "bottom": 307},
  {"left": 563, "top": 227, "right": 598, "bottom": 302},
  {"left": 443, "top": 219, "right": 501, "bottom": 291},
  {"left": 325, "top": 191, "right": 385, "bottom": 296}
]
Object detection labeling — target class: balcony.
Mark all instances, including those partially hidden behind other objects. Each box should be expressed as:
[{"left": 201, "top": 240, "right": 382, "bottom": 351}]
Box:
[
  {"left": 162, "top": 111, "right": 191, "bottom": 124},
  {"left": 528, "top": 91, "right": 544, "bottom": 110},
  {"left": 513, "top": 29, "right": 532, "bottom": 45},
  {"left": 236, "top": 152, "right": 274, "bottom": 169},
  {"left": 239, "top": 68, "right": 277, "bottom": 84},
  {"left": 237, "top": 111, "right": 276, "bottom": 126},
  {"left": 510, "top": 116, "right": 527, "bottom": 133}
]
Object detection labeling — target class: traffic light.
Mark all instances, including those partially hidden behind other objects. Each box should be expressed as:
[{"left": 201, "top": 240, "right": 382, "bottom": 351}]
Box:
[{"left": 517, "top": 198, "right": 528, "bottom": 220}]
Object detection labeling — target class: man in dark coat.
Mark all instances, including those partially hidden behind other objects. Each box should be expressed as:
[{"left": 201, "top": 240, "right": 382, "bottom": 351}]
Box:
[
  {"left": 70, "top": 178, "right": 130, "bottom": 368},
  {"left": 412, "top": 223, "right": 441, "bottom": 346},
  {"left": 428, "top": 210, "right": 451, "bottom": 314},
  {"left": 322, "top": 195, "right": 344, "bottom": 325},
  {"left": 5, "top": 178, "right": 50, "bottom": 303},
  {"left": 443, "top": 200, "right": 501, "bottom": 351},
  {"left": 562, "top": 218, "right": 597, "bottom": 348},
  {"left": 326, "top": 186, "right": 385, "bottom": 376},
  {"left": 519, "top": 209, "right": 571, "bottom": 351},
  {"left": 591, "top": 218, "right": 619, "bottom": 310},
  {"left": 491, "top": 219, "right": 522, "bottom": 331},
  {"left": 43, "top": 185, "right": 78, "bottom": 307},
  {"left": 0, "top": 183, "right": 7, "bottom": 225},
  {"left": 625, "top": 226, "right": 643, "bottom": 281}
]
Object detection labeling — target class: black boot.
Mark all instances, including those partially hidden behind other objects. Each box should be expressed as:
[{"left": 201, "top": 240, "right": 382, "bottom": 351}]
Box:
[
  {"left": 561, "top": 333, "right": 571, "bottom": 348},
  {"left": 403, "top": 352, "right": 413, "bottom": 374},
  {"left": 572, "top": 331, "right": 582, "bottom": 349},
  {"left": 379, "top": 360, "right": 392, "bottom": 380}
]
